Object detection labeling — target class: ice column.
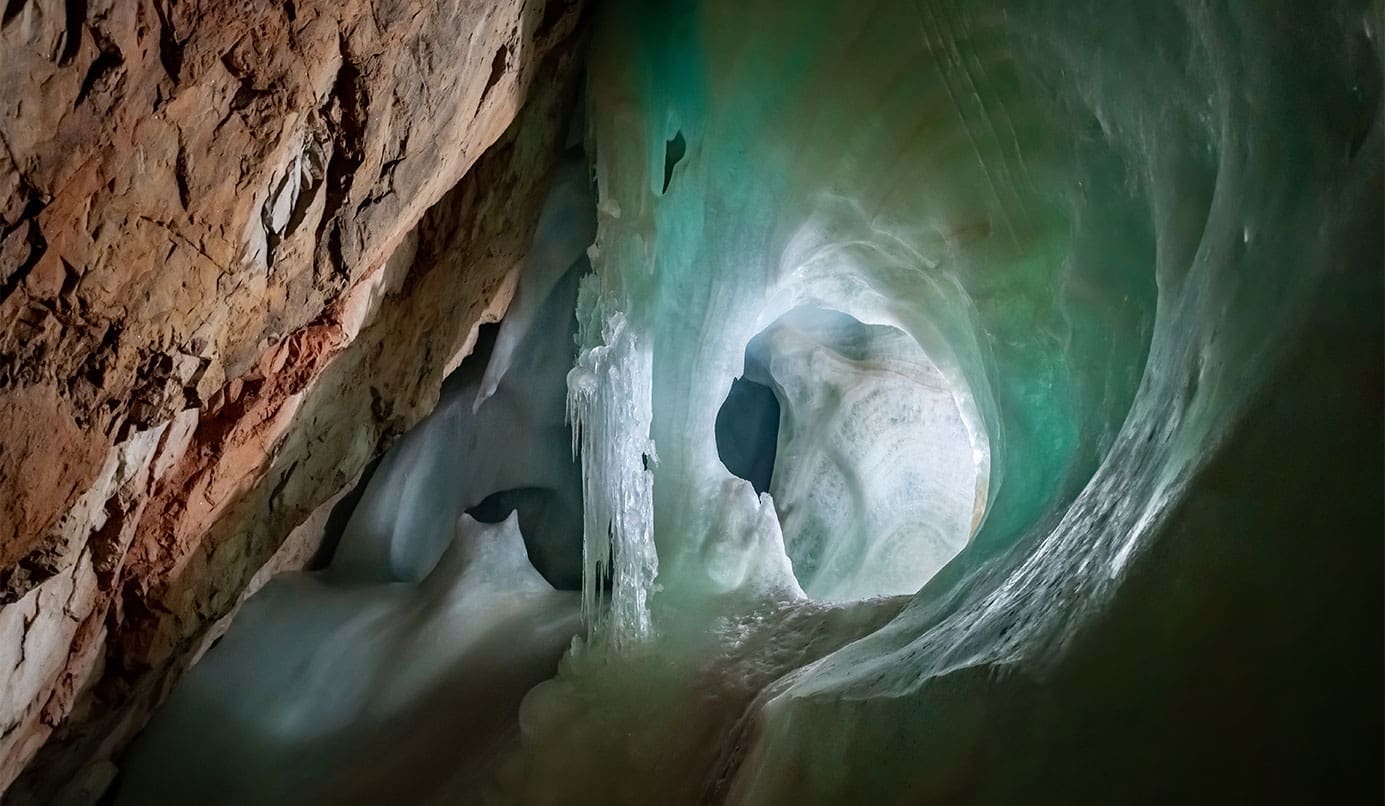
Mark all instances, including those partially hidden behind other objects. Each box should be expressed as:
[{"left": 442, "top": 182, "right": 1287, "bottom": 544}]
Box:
[{"left": 567, "top": 278, "right": 659, "bottom": 650}]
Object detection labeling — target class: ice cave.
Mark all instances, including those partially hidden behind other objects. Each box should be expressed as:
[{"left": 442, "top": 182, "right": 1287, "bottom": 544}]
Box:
[{"left": 0, "top": 0, "right": 1379, "bottom": 803}]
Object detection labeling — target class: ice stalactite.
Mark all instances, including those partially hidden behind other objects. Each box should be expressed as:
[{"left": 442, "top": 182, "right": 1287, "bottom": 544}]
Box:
[
  {"left": 565, "top": 183, "right": 664, "bottom": 649},
  {"left": 566, "top": 304, "right": 661, "bottom": 648}
]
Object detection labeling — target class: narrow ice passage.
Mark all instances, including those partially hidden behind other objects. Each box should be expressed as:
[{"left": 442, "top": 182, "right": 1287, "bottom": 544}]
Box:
[{"left": 115, "top": 160, "right": 599, "bottom": 805}]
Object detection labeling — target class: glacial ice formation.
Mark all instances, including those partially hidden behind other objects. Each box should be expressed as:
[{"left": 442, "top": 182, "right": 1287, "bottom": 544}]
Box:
[
  {"left": 115, "top": 164, "right": 597, "bottom": 804},
  {"left": 330, "top": 155, "right": 593, "bottom": 589},
  {"left": 119, "top": 0, "right": 1381, "bottom": 803},
  {"left": 474, "top": 157, "right": 598, "bottom": 414},
  {"left": 531, "top": 0, "right": 1381, "bottom": 801},
  {"left": 116, "top": 514, "right": 577, "bottom": 805}
]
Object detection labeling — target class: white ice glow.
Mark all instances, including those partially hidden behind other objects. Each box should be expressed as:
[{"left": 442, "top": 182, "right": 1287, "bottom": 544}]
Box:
[{"left": 743, "top": 307, "right": 981, "bottom": 600}]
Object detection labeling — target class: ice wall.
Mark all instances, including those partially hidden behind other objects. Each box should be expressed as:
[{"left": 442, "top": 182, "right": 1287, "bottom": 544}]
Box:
[
  {"left": 531, "top": 0, "right": 1382, "bottom": 801},
  {"left": 566, "top": 0, "right": 1161, "bottom": 642}
]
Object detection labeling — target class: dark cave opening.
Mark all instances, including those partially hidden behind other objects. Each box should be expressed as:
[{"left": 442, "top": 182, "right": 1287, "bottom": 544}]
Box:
[{"left": 714, "top": 375, "right": 780, "bottom": 496}]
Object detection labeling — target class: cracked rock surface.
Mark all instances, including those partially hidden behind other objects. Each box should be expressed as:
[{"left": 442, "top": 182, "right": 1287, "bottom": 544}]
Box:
[{"left": 0, "top": 0, "right": 586, "bottom": 799}]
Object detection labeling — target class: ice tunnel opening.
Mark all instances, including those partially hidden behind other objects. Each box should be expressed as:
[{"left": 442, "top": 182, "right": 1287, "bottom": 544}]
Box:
[{"left": 721, "top": 305, "right": 986, "bottom": 601}]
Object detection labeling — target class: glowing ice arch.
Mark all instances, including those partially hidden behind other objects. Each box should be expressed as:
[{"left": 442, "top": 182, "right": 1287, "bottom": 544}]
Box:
[
  {"left": 738, "top": 304, "right": 985, "bottom": 602},
  {"left": 569, "top": 0, "right": 1155, "bottom": 648},
  {"left": 560, "top": 0, "right": 1379, "bottom": 802}
]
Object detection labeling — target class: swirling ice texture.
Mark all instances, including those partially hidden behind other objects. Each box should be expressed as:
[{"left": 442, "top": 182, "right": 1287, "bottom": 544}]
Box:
[
  {"left": 575, "top": 0, "right": 1157, "bottom": 641},
  {"left": 549, "top": 0, "right": 1381, "bottom": 801},
  {"left": 743, "top": 307, "right": 980, "bottom": 600}
]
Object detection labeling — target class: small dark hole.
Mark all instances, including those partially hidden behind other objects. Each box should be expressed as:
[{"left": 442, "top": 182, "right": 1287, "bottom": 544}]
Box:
[
  {"left": 662, "top": 130, "right": 686, "bottom": 194},
  {"left": 480, "top": 45, "right": 508, "bottom": 105}
]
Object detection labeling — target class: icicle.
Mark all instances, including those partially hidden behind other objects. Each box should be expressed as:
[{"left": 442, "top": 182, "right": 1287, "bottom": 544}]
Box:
[{"left": 567, "top": 288, "right": 660, "bottom": 651}]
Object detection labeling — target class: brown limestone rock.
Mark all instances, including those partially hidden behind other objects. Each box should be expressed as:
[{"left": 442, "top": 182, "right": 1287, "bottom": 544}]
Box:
[{"left": 0, "top": 0, "right": 587, "bottom": 799}]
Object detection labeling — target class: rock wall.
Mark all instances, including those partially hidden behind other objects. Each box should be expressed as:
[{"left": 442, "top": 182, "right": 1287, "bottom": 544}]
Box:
[{"left": 0, "top": 0, "right": 587, "bottom": 799}]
